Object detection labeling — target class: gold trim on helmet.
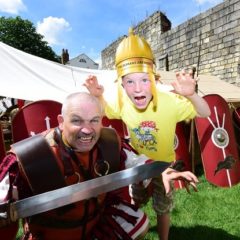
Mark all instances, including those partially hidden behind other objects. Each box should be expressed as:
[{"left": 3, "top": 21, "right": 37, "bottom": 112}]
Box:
[{"left": 116, "top": 57, "right": 156, "bottom": 77}]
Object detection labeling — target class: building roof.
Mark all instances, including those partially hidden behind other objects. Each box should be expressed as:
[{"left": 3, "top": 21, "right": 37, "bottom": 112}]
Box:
[
  {"left": 158, "top": 71, "right": 240, "bottom": 103},
  {"left": 67, "top": 53, "right": 99, "bottom": 69}
]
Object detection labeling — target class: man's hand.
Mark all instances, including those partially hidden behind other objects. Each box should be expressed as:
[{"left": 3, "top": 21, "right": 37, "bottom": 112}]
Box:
[
  {"left": 83, "top": 75, "right": 104, "bottom": 97},
  {"left": 171, "top": 69, "right": 197, "bottom": 97},
  {"left": 130, "top": 182, "right": 152, "bottom": 206},
  {"left": 162, "top": 168, "right": 199, "bottom": 195}
]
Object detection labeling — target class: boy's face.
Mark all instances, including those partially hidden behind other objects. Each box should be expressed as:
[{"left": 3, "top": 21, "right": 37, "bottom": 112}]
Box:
[{"left": 122, "top": 72, "right": 153, "bottom": 110}]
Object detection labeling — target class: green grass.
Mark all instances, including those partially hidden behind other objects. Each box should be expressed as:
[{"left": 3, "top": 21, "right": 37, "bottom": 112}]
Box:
[{"left": 143, "top": 166, "right": 240, "bottom": 240}]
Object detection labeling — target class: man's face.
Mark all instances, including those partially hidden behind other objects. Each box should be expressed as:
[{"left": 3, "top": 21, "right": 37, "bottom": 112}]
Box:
[
  {"left": 58, "top": 99, "right": 102, "bottom": 152},
  {"left": 122, "top": 72, "right": 153, "bottom": 110}
]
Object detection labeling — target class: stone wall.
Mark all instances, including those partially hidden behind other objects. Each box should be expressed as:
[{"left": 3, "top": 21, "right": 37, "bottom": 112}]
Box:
[
  {"left": 101, "top": 11, "right": 171, "bottom": 70},
  {"left": 101, "top": 0, "right": 240, "bottom": 85}
]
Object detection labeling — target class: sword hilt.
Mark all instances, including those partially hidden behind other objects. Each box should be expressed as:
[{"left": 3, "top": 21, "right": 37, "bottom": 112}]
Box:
[
  {"left": 0, "top": 201, "right": 8, "bottom": 220},
  {"left": 0, "top": 201, "right": 18, "bottom": 224}
]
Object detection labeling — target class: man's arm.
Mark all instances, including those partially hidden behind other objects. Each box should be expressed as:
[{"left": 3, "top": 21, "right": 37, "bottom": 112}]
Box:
[
  {"left": 123, "top": 146, "right": 199, "bottom": 196},
  {"left": 0, "top": 154, "right": 19, "bottom": 240}
]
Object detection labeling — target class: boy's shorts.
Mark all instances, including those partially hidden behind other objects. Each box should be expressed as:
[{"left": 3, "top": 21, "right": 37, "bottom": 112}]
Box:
[{"left": 151, "top": 176, "right": 174, "bottom": 215}]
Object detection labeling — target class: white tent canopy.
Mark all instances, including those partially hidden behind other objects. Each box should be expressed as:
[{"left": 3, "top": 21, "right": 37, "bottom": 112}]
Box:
[
  {"left": 1, "top": 41, "right": 240, "bottom": 104},
  {"left": 0, "top": 42, "right": 117, "bottom": 103}
]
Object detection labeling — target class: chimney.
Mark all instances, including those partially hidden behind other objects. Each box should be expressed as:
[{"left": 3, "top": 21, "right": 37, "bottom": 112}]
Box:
[
  {"left": 65, "top": 49, "right": 69, "bottom": 62},
  {"left": 61, "top": 49, "right": 69, "bottom": 65}
]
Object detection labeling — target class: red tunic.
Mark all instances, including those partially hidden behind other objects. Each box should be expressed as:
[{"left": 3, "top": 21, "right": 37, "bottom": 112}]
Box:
[{"left": 0, "top": 129, "right": 144, "bottom": 240}]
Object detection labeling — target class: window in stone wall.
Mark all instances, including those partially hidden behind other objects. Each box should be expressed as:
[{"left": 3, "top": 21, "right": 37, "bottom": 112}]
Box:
[{"left": 158, "top": 53, "right": 169, "bottom": 71}]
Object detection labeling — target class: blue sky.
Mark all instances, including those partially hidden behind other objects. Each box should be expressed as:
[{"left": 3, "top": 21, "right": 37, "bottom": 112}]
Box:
[{"left": 0, "top": 0, "right": 223, "bottom": 64}]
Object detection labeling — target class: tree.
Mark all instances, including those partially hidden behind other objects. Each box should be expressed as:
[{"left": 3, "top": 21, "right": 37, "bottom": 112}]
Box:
[{"left": 0, "top": 16, "right": 60, "bottom": 62}]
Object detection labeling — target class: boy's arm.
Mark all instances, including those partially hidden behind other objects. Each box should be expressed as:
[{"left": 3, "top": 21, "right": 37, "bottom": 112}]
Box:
[
  {"left": 162, "top": 168, "right": 199, "bottom": 195},
  {"left": 185, "top": 92, "right": 211, "bottom": 117},
  {"left": 171, "top": 70, "right": 211, "bottom": 117},
  {"left": 84, "top": 75, "right": 106, "bottom": 107}
]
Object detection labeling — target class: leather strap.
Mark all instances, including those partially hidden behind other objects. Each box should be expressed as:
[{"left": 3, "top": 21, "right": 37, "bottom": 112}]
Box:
[
  {"left": 11, "top": 128, "right": 120, "bottom": 195},
  {"left": 12, "top": 134, "right": 66, "bottom": 194},
  {"left": 98, "top": 128, "right": 120, "bottom": 174}
]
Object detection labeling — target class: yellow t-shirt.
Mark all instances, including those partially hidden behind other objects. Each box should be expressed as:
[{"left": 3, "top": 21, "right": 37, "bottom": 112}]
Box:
[{"left": 105, "top": 90, "right": 196, "bottom": 162}]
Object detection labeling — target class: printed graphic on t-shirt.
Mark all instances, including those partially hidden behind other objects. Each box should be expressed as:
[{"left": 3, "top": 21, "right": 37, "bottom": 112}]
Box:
[{"left": 131, "top": 121, "right": 158, "bottom": 152}]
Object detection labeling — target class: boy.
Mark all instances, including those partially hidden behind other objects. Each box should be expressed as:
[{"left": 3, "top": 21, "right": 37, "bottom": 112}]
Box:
[{"left": 84, "top": 28, "right": 210, "bottom": 240}]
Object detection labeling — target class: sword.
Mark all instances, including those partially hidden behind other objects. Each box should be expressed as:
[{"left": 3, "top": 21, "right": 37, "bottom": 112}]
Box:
[{"left": 1, "top": 161, "right": 169, "bottom": 222}]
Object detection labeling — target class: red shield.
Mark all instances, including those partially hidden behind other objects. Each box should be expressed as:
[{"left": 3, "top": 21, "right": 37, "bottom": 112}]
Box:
[
  {"left": 12, "top": 100, "right": 62, "bottom": 143},
  {"left": 0, "top": 124, "right": 6, "bottom": 162},
  {"left": 102, "top": 117, "right": 129, "bottom": 139},
  {"left": 233, "top": 106, "right": 240, "bottom": 156},
  {"left": 233, "top": 107, "right": 240, "bottom": 125},
  {"left": 195, "top": 94, "right": 240, "bottom": 187},
  {"left": 174, "top": 121, "right": 192, "bottom": 189}
]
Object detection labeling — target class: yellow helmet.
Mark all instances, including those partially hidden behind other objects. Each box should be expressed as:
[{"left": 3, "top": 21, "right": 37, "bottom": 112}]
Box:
[
  {"left": 115, "top": 28, "right": 156, "bottom": 76},
  {"left": 115, "top": 28, "right": 157, "bottom": 109}
]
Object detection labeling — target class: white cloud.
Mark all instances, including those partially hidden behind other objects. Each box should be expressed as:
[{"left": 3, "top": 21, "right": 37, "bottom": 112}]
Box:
[
  {"left": 195, "top": 0, "right": 223, "bottom": 5},
  {"left": 36, "top": 16, "right": 71, "bottom": 46},
  {"left": 0, "top": 0, "right": 26, "bottom": 14}
]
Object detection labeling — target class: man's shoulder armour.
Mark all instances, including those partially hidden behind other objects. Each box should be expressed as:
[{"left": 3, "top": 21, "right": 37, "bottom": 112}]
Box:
[{"left": 98, "top": 127, "right": 120, "bottom": 174}]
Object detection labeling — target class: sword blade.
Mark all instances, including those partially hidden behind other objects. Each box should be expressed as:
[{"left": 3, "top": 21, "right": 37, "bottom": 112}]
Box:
[{"left": 9, "top": 161, "right": 169, "bottom": 221}]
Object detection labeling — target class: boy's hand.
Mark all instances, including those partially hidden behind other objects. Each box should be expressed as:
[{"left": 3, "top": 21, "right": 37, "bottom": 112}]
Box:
[
  {"left": 171, "top": 69, "right": 197, "bottom": 97},
  {"left": 83, "top": 75, "right": 104, "bottom": 97},
  {"left": 162, "top": 168, "right": 199, "bottom": 195}
]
